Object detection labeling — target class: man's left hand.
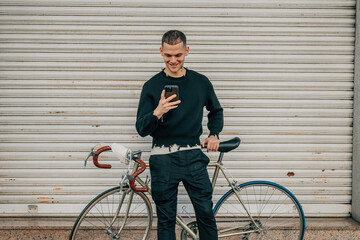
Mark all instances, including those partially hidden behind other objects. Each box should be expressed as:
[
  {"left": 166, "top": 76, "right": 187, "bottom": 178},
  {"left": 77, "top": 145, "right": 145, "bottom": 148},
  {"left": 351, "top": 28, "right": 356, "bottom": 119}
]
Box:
[{"left": 201, "top": 135, "right": 220, "bottom": 152}]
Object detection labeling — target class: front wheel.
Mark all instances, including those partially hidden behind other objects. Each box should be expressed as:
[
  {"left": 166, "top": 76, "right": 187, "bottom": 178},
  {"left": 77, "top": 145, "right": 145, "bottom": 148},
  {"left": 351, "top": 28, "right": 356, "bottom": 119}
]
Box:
[
  {"left": 213, "top": 181, "right": 305, "bottom": 240},
  {"left": 69, "top": 186, "right": 153, "bottom": 240}
]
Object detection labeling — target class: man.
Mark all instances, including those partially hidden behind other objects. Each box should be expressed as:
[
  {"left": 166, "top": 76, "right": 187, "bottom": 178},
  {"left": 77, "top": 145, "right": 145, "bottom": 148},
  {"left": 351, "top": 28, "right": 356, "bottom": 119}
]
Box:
[{"left": 136, "top": 30, "right": 223, "bottom": 240}]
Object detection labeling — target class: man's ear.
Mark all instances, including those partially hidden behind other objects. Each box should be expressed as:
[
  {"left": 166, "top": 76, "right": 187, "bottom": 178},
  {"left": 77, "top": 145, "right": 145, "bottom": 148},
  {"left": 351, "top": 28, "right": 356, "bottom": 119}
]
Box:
[
  {"left": 160, "top": 47, "right": 163, "bottom": 56},
  {"left": 185, "top": 46, "right": 189, "bottom": 56}
]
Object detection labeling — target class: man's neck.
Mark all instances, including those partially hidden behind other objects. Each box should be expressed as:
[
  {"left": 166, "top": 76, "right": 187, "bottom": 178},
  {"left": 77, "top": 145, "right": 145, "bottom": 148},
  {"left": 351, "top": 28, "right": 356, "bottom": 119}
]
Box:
[{"left": 164, "top": 67, "right": 186, "bottom": 78}]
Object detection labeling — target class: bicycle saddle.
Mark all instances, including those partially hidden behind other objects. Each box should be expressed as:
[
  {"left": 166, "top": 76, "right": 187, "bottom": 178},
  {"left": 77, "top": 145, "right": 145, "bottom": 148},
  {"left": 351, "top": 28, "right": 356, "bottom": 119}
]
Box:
[{"left": 218, "top": 137, "right": 241, "bottom": 153}]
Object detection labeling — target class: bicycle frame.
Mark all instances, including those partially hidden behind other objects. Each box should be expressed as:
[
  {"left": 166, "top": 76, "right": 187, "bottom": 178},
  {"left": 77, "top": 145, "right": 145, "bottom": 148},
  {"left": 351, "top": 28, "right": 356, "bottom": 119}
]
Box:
[
  {"left": 126, "top": 152, "right": 262, "bottom": 239},
  {"left": 74, "top": 137, "right": 305, "bottom": 240}
]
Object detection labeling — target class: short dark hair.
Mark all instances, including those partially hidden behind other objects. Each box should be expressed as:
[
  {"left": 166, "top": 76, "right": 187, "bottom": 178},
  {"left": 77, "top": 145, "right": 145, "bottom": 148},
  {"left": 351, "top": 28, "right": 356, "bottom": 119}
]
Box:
[{"left": 162, "top": 30, "right": 186, "bottom": 47}]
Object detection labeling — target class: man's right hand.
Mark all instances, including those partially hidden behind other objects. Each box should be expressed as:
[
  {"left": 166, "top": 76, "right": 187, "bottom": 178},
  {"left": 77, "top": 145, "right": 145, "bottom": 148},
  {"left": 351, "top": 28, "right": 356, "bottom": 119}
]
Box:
[{"left": 153, "top": 90, "right": 181, "bottom": 119}]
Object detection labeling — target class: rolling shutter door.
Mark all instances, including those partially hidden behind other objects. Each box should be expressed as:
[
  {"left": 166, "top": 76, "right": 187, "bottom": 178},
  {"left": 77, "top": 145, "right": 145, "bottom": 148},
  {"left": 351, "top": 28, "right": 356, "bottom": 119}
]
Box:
[{"left": 0, "top": 0, "right": 355, "bottom": 217}]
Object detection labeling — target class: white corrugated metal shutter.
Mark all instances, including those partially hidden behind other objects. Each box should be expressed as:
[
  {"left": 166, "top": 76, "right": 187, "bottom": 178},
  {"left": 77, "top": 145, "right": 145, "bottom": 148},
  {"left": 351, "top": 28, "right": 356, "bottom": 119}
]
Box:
[{"left": 0, "top": 0, "right": 355, "bottom": 217}]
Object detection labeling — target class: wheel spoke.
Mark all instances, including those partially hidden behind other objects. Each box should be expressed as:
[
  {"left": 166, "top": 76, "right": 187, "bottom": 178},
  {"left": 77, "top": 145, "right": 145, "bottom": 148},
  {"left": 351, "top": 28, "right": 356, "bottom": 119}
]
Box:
[
  {"left": 214, "top": 182, "right": 304, "bottom": 240},
  {"left": 70, "top": 187, "right": 152, "bottom": 240}
]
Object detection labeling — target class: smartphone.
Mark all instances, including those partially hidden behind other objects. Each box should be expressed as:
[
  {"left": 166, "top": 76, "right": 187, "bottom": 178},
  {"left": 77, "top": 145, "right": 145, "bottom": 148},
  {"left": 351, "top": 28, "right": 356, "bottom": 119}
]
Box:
[{"left": 164, "top": 85, "right": 179, "bottom": 102}]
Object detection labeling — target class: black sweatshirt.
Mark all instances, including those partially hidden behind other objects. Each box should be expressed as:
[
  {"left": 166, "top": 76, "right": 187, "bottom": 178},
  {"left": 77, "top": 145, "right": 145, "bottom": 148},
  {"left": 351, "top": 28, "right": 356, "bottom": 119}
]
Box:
[{"left": 136, "top": 69, "right": 223, "bottom": 147}]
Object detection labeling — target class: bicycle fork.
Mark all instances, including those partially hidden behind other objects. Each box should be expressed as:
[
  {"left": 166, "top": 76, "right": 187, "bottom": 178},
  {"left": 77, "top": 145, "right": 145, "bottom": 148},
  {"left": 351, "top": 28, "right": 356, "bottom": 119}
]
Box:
[
  {"left": 107, "top": 164, "right": 140, "bottom": 239},
  {"left": 106, "top": 189, "right": 135, "bottom": 239}
]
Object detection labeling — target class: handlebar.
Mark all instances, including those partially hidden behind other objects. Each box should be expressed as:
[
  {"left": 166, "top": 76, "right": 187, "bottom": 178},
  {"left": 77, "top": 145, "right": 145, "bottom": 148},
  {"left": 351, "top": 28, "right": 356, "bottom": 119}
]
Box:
[
  {"left": 129, "top": 159, "right": 148, "bottom": 192},
  {"left": 88, "top": 145, "right": 148, "bottom": 192},
  {"left": 93, "top": 146, "right": 112, "bottom": 169}
]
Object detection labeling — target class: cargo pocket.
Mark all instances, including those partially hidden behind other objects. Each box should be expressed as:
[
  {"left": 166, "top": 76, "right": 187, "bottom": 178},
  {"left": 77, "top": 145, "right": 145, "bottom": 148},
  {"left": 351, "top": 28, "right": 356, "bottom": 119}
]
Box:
[
  {"left": 189, "top": 150, "right": 211, "bottom": 183},
  {"left": 186, "top": 150, "right": 213, "bottom": 196},
  {"left": 149, "top": 155, "right": 173, "bottom": 202}
]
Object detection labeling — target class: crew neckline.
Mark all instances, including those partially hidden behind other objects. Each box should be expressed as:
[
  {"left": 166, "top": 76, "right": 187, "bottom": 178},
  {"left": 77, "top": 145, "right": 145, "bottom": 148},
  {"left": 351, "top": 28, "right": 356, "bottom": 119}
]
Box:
[{"left": 161, "top": 68, "right": 188, "bottom": 81}]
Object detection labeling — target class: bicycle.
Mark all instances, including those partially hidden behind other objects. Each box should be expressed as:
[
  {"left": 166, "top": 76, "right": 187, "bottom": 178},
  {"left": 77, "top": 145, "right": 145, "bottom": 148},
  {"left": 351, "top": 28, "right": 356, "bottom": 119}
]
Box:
[{"left": 69, "top": 137, "right": 305, "bottom": 240}]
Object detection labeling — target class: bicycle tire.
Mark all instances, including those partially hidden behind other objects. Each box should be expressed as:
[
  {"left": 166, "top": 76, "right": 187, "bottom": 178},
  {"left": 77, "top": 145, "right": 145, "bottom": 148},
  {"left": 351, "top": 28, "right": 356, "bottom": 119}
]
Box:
[
  {"left": 213, "top": 181, "right": 305, "bottom": 240},
  {"left": 69, "top": 186, "right": 153, "bottom": 240}
]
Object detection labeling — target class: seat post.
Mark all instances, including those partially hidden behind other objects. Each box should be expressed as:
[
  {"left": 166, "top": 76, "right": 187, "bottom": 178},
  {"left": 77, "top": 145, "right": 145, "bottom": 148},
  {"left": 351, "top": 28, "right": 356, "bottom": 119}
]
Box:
[
  {"left": 211, "top": 152, "right": 224, "bottom": 189},
  {"left": 217, "top": 152, "right": 224, "bottom": 163}
]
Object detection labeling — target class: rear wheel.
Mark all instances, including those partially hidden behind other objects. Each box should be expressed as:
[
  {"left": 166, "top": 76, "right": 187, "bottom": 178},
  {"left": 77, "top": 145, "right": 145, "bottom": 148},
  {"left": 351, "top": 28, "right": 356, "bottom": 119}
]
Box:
[
  {"left": 69, "top": 186, "right": 152, "bottom": 240},
  {"left": 213, "top": 181, "right": 305, "bottom": 240}
]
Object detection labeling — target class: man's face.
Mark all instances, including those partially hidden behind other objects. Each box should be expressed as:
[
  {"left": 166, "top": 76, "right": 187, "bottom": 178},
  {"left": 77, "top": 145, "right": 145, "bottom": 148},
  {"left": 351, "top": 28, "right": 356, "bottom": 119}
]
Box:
[{"left": 160, "top": 41, "right": 189, "bottom": 76}]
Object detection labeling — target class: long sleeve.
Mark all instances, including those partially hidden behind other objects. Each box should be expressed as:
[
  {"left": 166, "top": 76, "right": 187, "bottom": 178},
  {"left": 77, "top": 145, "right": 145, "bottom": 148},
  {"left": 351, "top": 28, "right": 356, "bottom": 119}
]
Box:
[
  {"left": 205, "top": 81, "right": 224, "bottom": 137},
  {"left": 136, "top": 69, "right": 223, "bottom": 147},
  {"left": 136, "top": 83, "right": 159, "bottom": 137}
]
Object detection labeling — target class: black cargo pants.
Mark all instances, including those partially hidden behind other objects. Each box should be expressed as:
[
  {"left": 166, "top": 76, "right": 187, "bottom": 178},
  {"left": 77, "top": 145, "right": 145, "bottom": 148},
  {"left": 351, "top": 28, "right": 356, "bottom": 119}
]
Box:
[{"left": 149, "top": 149, "right": 218, "bottom": 240}]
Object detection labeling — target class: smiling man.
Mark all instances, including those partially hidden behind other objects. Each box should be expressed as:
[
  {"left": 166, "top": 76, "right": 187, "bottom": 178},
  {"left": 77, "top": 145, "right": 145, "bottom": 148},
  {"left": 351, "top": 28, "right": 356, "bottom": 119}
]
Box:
[
  {"left": 160, "top": 33, "right": 189, "bottom": 78},
  {"left": 136, "top": 30, "right": 223, "bottom": 240}
]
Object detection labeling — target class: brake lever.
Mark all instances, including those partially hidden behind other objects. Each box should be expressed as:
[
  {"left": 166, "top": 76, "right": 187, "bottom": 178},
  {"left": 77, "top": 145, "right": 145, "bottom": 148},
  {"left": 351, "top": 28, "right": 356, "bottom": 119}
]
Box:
[{"left": 84, "top": 148, "right": 96, "bottom": 168}]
